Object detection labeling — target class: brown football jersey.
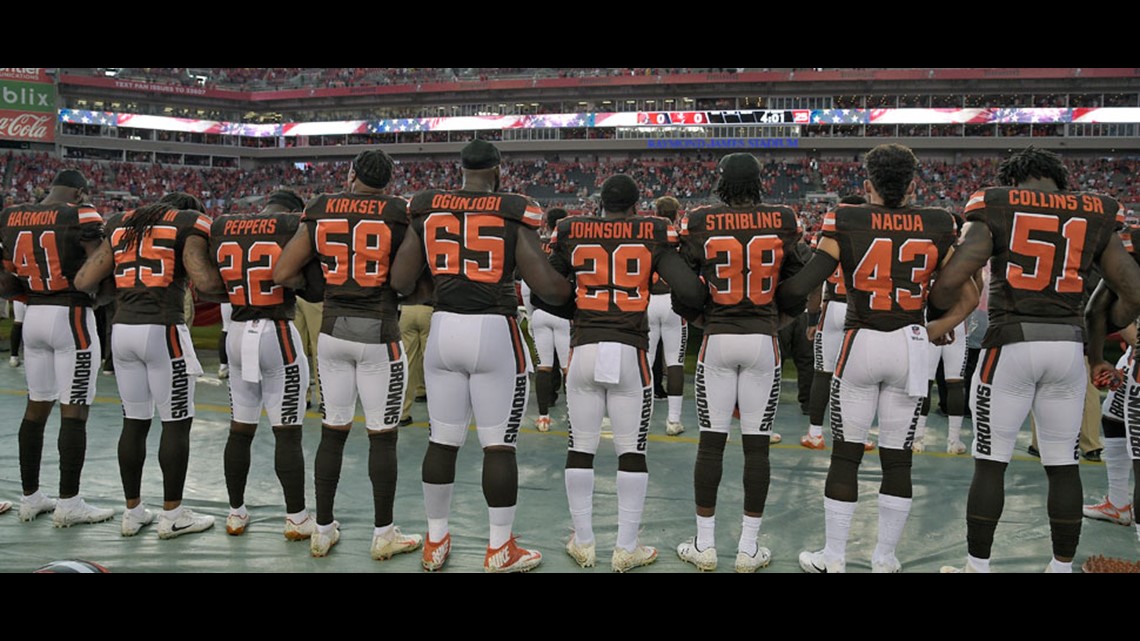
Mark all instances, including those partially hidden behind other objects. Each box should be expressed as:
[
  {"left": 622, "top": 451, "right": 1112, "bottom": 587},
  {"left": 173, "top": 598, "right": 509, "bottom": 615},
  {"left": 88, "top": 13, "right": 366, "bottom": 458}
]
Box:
[
  {"left": 549, "top": 214, "right": 679, "bottom": 350},
  {"left": 408, "top": 189, "right": 544, "bottom": 317},
  {"left": 821, "top": 203, "right": 957, "bottom": 332},
  {"left": 211, "top": 212, "right": 301, "bottom": 322},
  {"left": 680, "top": 203, "right": 804, "bottom": 335},
  {"left": 301, "top": 192, "right": 407, "bottom": 339},
  {"left": 107, "top": 208, "right": 212, "bottom": 325},
  {"left": 0, "top": 201, "right": 103, "bottom": 307},
  {"left": 964, "top": 187, "right": 1124, "bottom": 347}
]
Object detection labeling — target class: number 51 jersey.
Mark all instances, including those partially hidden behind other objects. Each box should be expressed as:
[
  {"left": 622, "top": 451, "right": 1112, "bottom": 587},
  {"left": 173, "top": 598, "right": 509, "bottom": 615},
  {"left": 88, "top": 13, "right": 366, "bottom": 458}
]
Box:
[
  {"left": 211, "top": 212, "right": 300, "bottom": 322},
  {"left": 964, "top": 187, "right": 1123, "bottom": 347},
  {"left": 822, "top": 203, "right": 958, "bottom": 332}
]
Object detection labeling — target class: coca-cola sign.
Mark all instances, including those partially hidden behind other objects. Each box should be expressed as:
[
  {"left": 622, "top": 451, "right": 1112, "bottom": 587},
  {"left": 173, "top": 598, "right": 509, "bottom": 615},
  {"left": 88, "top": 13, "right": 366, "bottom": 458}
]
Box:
[{"left": 0, "top": 110, "right": 54, "bottom": 142}]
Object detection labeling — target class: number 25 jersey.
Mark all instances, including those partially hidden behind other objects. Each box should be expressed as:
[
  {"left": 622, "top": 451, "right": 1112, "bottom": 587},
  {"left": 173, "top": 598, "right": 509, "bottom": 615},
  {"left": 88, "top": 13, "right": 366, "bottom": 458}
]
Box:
[
  {"left": 964, "top": 186, "right": 1123, "bottom": 347},
  {"left": 822, "top": 203, "right": 958, "bottom": 333}
]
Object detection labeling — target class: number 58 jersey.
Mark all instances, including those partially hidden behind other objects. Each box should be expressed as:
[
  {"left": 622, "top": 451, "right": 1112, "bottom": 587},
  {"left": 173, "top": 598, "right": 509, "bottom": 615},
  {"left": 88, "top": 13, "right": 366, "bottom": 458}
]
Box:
[
  {"left": 964, "top": 187, "right": 1123, "bottom": 347},
  {"left": 301, "top": 192, "right": 408, "bottom": 324},
  {"left": 822, "top": 204, "right": 958, "bottom": 333},
  {"left": 211, "top": 212, "right": 300, "bottom": 322}
]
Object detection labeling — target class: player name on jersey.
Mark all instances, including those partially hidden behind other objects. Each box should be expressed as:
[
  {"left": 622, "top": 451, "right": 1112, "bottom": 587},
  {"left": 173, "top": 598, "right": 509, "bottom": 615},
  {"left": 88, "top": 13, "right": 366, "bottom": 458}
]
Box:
[
  {"left": 870, "top": 212, "right": 925, "bottom": 231},
  {"left": 220, "top": 217, "right": 281, "bottom": 235},
  {"left": 568, "top": 219, "right": 661, "bottom": 240},
  {"left": 702, "top": 210, "right": 787, "bottom": 231},
  {"left": 322, "top": 197, "right": 392, "bottom": 215},
  {"left": 5, "top": 209, "right": 60, "bottom": 226}
]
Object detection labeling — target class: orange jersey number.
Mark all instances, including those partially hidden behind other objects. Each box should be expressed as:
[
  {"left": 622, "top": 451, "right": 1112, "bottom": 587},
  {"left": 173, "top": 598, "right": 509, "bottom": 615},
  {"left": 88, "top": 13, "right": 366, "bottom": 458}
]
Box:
[
  {"left": 11, "top": 230, "right": 67, "bottom": 292},
  {"left": 111, "top": 225, "right": 177, "bottom": 288},
  {"left": 851, "top": 237, "right": 938, "bottom": 311},
  {"left": 572, "top": 243, "right": 652, "bottom": 312},
  {"left": 423, "top": 212, "right": 506, "bottom": 283},
  {"left": 314, "top": 219, "right": 392, "bottom": 288},
  {"left": 216, "top": 240, "right": 284, "bottom": 307},
  {"left": 703, "top": 235, "right": 784, "bottom": 306},
  {"left": 1006, "top": 212, "right": 1086, "bottom": 293}
]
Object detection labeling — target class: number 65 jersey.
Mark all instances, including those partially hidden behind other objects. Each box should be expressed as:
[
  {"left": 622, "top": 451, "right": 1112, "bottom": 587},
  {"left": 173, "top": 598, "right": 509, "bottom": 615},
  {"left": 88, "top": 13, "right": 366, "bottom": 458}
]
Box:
[
  {"left": 822, "top": 203, "right": 958, "bottom": 332},
  {"left": 964, "top": 187, "right": 1123, "bottom": 348}
]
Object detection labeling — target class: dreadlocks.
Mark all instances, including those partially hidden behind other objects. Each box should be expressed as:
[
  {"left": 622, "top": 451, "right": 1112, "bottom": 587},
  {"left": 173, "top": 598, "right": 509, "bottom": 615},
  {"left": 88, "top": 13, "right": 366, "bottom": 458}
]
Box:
[
  {"left": 119, "top": 192, "right": 203, "bottom": 251},
  {"left": 864, "top": 144, "right": 917, "bottom": 208},
  {"left": 998, "top": 146, "right": 1069, "bottom": 191}
]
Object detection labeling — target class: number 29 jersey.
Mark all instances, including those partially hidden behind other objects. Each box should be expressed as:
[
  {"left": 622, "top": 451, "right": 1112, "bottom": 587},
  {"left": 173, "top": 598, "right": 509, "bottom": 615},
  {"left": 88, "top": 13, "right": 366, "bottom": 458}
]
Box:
[
  {"left": 0, "top": 201, "right": 104, "bottom": 307},
  {"left": 964, "top": 187, "right": 1123, "bottom": 347},
  {"left": 821, "top": 203, "right": 957, "bottom": 333},
  {"left": 408, "top": 189, "right": 544, "bottom": 317},
  {"left": 211, "top": 212, "right": 300, "bottom": 322},
  {"left": 301, "top": 192, "right": 408, "bottom": 330},
  {"left": 549, "top": 214, "right": 678, "bottom": 350}
]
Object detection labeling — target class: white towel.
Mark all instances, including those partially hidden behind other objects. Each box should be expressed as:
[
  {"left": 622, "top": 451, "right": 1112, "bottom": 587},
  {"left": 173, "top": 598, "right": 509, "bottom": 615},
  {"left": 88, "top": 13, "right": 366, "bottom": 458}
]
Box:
[
  {"left": 241, "top": 320, "right": 267, "bottom": 383},
  {"left": 175, "top": 324, "right": 204, "bottom": 377},
  {"left": 905, "top": 324, "right": 929, "bottom": 398},
  {"left": 594, "top": 342, "right": 622, "bottom": 384}
]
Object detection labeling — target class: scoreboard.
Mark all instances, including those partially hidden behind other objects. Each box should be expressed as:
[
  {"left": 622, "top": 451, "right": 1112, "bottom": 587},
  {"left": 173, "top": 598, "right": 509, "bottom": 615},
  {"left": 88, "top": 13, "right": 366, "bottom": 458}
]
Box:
[{"left": 636, "top": 110, "right": 811, "bottom": 126}]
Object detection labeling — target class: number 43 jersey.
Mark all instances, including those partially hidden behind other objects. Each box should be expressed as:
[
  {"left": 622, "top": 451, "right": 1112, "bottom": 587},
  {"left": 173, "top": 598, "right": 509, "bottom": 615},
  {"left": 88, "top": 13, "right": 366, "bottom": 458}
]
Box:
[
  {"left": 0, "top": 201, "right": 104, "bottom": 307},
  {"left": 301, "top": 192, "right": 408, "bottom": 325},
  {"left": 211, "top": 212, "right": 300, "bottom": 322},
  {"left": 964, "top": 187, "right": 1123, "bottom": 347},
  {"left": 408, "top": 189, "right": 544, "bottom": 317},
  {"left": 821, "top": 203, "right": 958, "bottom": 333}
]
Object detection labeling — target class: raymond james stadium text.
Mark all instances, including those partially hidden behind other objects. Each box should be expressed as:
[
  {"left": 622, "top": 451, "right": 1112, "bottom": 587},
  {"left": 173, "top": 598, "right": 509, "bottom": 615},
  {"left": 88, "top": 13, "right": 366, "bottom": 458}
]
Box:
[{"left": 646, "top": 138, "right": 799, "bottom": 149}]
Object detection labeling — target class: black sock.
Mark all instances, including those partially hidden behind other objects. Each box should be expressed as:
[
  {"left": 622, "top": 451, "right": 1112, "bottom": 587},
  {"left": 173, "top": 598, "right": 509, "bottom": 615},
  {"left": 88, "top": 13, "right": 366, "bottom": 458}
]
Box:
[
  {"left": 966, "top": 459, "right": 1007, "bottom": 559},
  {"left": 10, "top": 323, "right": 22, "bottom": 355},
  {"left": 18, "top": 418, "right": 46, "bottom": 494},
  {"left": 224, "top": 429, "right": 255, "bottom": 509},
  {"left": 314, "top": 427, "right": 349, "bottom": 526},
  {"left": 694, "top": 431, "right": 727, "bottom": 510},
  {"left": 159, "top": 419, "right": 193, "bottom": 504},
  {"left": 1045, "top": 465, "right": 1082, "bottom": 559},
  {"left": 808, "top": 371, "right": 831, "bottom": 427},
  {"left": 422, "top": 441, "right": 459, "bottom": 485},
  {"left": 741, "top": 434, "right": 771, "bottom": 515},
  {"left": 118, "top": 418, "right": 152, "bottom": 501},
  {"left": 824, "top": 441, "right": 866, "bottom": 503},
  {"left": 368, "top": 430, "right": 398, "bottom": 527},
  {"left": 57, "top": 417, "right": 88, "bottom": 498},
  {"left": 218, "top": 332, "right": 228, "bottom": 365},
  {"left": 273, "top": 426, "right": 306, "bottom": 514},
  {"left": 535, "top": 369, "right": 554, "bottom": 415}
]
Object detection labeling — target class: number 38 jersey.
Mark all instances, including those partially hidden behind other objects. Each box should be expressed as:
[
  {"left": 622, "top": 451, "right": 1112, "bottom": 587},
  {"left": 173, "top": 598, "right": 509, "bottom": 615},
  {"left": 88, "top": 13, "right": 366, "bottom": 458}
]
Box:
[
  {"left": 408, "top": 189, "right": 544, "bottom": 317},
  {"left": 549, "top": 214, "right": 678, "bottom": 350},
  {"left": 301, "top": 192, "right": 408, "bottom": 331},
  {"left": 821, "top": 203, "right": 958, "bottom": 333},
  {"left": 107, "top": 208, "right": 212, "bottom": 325},
  {"left": 964, "top": 187, "right": 1123, "bottom": 347},
  {"left": 0, "top": 201, "right": 104, "bottom": 307},
  {"left": 680, "top": 204, "right": 803, "bottom": 336},
  {"left": 211, "top": 212, "right": 300, "bottom": 322}
]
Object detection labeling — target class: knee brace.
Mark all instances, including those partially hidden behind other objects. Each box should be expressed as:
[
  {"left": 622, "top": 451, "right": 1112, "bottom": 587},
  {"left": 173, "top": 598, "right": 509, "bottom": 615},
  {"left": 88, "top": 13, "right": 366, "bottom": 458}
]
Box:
[
  {"left": 421, "top": 441, "right": 459, "bottom": 485},
  {"left": 741, "top": 434, "right": 771, "bottom": 515},
  {"left": 566, "top": 450, "right": 595, "bottom": 470},
  {"left": 482, "top": 448, "right": 518, "bottom": 508},
  {"left": 879, "top": 447, "right": 914, "bottom": 498},
  {"left": 945, "top": 380, "right": 965, "bottom": 416},
  {"left": 694, "top": 431, "right": 727, "bottom": 510},
  {"left": 618, "top": 452, "right": 648, "bottom": 474}
]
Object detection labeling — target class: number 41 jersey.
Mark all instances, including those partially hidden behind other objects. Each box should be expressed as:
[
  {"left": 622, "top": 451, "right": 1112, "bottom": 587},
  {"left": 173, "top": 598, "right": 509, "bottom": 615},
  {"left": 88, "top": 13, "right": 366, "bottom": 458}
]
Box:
[
  {"left": 964, "top": 187, "right": 1123, "bottom": 347},
  {"left": 211, "top": 212, "right": 300, "bottom": 322},
  {"left": 822, "top": 203, "right": 958, "bottom": 333},
  {"left": 0, "top": 201, "right": 104, "bottom": 306}
]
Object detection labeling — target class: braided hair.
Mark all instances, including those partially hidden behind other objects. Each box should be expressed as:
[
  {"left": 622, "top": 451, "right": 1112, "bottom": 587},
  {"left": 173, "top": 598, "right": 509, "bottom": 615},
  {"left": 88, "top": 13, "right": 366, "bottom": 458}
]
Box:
[
  {"left": 997, "top": 146, "right": 1069, "bottom": 191},
  {"left": 119, "top": 192, "right": 203, "bottom": 250}
]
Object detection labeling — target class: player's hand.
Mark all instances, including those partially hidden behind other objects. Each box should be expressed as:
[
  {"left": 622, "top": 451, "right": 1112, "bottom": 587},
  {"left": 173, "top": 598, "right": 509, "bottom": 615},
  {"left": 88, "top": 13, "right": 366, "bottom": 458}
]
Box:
[
  {"left": 1090, "top": 360, "right": 1125, "bottom": 391},
  {"left": 806, "top": 325, "right": 818, "bottom": 342},
  {"left": 929, "top": 328, "right": 956, "bottom": 346}
]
